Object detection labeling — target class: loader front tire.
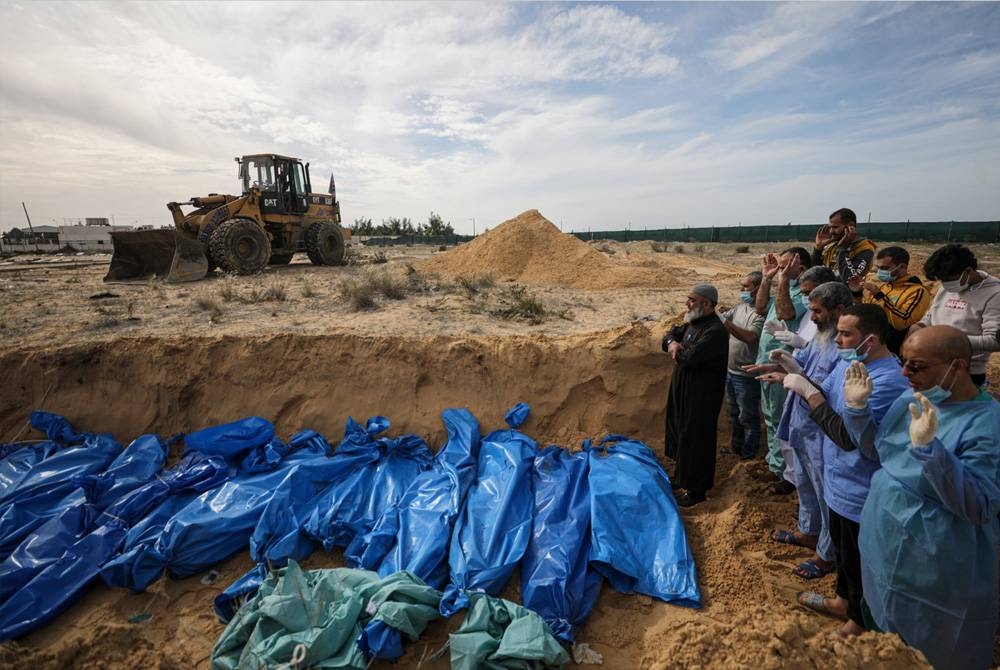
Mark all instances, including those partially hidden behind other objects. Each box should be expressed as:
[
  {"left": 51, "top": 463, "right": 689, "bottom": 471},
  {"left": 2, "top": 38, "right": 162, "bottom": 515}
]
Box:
[
  {"left": 197, "top": 222, "right": 220, "bottom": 272},
  {"left": 210, "top": 218, "right": 271, "bottom": 275},
  {"left": 305, "top": 221, "right": 345, "bottom": 266}
]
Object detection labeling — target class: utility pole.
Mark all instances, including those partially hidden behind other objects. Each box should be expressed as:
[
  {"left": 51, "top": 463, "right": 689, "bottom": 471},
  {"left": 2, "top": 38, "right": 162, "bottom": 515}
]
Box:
[
  {"left": 469, "top": 217, "right": 476, "bottom": 236},
  {"left": 22, "top": 202, "right": 40, "bottom": 252}
]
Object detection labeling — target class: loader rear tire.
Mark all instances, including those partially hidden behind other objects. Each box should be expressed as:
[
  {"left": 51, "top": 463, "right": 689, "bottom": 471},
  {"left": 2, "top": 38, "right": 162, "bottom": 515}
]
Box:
[
  {"left": 210, "top": 218, "right": 271, "bottom": 275},
  {"left": 305, "top": 221, "right": 345, "bottom": 266}
]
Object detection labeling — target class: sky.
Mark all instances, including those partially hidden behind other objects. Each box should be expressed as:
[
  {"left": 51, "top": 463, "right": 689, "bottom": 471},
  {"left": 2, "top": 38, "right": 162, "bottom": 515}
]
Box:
[{"left": 1, "top": 1, "right": 998, "bottom": 235}]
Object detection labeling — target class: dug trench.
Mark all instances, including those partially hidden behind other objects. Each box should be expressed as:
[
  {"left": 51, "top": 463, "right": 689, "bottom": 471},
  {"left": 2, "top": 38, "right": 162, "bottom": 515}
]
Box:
[{"left": 0, "top": 326, "right": 932, "bottom": 669}]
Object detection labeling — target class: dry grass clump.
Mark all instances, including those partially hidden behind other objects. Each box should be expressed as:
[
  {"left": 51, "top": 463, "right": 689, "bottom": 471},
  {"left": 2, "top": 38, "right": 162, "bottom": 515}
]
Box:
[
  {"left": 651, "top": 241, "right": 669, "bottom": 253},
  {"left": 217, "top": 277, "right": 287, "bottom": 303},
  {"left": 489, "top": 284, "right": 548, "bottom": 324},
  {"left": 735, "top": 245, "right": 751, "bottom": 253},
  {"left": 193, "top": 295, "right": 224, "bottom": 321},
  {"left": 597, "top": 243, "right": 616, "bottom": 255},
  {"left": 337, "top": 267, "right": 408, "bottom": 310},
  {"left": 456, "top": 273, "right": 496, "bottom": 297},
  {"left": 300, "top": 276, "right": 317, "bottom": 298}
]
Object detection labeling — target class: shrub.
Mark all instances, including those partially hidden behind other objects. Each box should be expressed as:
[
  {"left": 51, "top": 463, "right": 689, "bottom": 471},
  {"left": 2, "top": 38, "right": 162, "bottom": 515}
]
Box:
[
  {"left": 194, "top": 296, "right": 224, "bottom": 321},
  {"left": 735, "top": 245, "right": 751, "bottom": 253},
  {"left": 651, "top": 242, "right": 668, "bottom": 253},
  {"left": 490, "top": 285, "right": 547, "bottom": 324}
]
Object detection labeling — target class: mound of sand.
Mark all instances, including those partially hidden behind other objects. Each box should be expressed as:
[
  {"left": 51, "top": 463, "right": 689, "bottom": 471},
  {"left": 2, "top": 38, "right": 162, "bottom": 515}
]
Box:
[{"left": 418, "top": 209, "right": 731, "bottom": 290}]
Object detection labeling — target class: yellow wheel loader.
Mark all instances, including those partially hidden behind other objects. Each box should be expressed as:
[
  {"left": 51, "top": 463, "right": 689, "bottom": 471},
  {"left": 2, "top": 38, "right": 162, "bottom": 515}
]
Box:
[{"left": 105, "top": 154, "right": 350, "bottom": 282}]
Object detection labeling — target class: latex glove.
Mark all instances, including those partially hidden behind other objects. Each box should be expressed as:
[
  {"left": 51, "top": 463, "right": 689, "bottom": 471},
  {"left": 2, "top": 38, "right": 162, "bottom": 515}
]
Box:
[
  {"left": 770, "top": 349, "right": 804, "bottom": 375},
  {"left": 783, "top": 374, "right": 821, "bottom": 400},
  {"left": 907, "top": 392, "right": 938, "bottom": 447},
  {"left": 763, "top": 320, "right": 787, "bottom": 336},
  {"left": 774, "top": 330, "right": 808, "bottom": 349},
  {"left": 843, "top": 361, "right": 873, "bottom": 409}
]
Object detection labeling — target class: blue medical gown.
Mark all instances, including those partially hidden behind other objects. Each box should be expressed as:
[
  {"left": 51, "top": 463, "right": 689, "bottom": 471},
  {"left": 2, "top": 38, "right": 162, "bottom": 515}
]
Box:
[{"left": 853, "top": 391, "right": 1000, "bottom": 670}]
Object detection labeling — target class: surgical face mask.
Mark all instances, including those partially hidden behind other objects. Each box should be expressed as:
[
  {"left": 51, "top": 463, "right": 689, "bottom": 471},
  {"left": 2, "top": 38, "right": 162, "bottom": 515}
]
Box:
[
  {"left": 837, "top": 334, "right": 874, "bottom": 362},
  {"left": 740, "top": 290, "right": 753, "bottom": 304},
  {"left": 940, "top": 270, "right": 969, "bottom": 294},
  {"left": 800, "top": 295, "right": 811, "bottom": 309},
  {"left": 922, "top": 360, "right": 958, "bottom": 404},
  {"left": 875, "top": 268, "right": 895, "bottom": 283}
]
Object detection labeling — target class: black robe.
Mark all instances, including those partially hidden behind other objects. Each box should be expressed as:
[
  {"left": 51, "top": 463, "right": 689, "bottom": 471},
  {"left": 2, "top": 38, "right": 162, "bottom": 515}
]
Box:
[{"left": 662, "top": 313, "right": 729, "bottom": 494}]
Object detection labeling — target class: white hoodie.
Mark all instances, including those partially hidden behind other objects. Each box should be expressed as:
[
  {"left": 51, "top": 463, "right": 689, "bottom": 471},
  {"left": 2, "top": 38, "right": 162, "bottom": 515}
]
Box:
[{"left": 918, "top": 271, "right": 1000, "bottom": 375}]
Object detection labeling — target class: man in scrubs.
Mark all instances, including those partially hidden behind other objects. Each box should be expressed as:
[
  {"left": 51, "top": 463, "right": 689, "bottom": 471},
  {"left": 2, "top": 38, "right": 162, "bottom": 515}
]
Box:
[{"left": 845, "top": 325, "right": 1000, "bottom": 669}]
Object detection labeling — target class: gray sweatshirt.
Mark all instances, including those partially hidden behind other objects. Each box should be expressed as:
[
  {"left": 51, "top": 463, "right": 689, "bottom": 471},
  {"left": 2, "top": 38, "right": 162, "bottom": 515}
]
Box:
[{"left": 918, "top": 271, "right": 1000, "bottom": 375}]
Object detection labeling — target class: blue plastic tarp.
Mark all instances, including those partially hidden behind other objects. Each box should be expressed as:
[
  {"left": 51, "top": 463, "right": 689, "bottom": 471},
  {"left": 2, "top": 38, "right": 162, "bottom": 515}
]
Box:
[
  {"left": 213, "top": 429, "right": 386, "bottom": 622},
  {"left": 521, "top": 445, "right": 602, "bottom": 643},
  {"left": 100, "top": 428, "right": 329, "bottom": 591},
  {"left": 440, "top": 403, "right": 537, "bottom": 617},
  {"left": 0, "top": 451, "right": 228, "bottom": 640},
  {"left": 182, "top": 416, "right": 275, "bottom": 461},
  {"left": 351, "top": 407, "right": 481, "bottom": 660},
  {"left": 0, "top": 433, "right": 172, "bottom": 604},
  {"left": 0, "top": 414, "right": 124, "bottom": 559},
  {"left": 302, "top": 417, "right": 435, "bottom": 557},
  {"left": 586, "top": 436, "right": 700, "bottom": 608}
]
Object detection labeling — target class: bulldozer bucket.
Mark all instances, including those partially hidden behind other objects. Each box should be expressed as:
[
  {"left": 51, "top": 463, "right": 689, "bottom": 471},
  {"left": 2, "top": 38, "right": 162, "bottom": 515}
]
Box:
[{"left": 104, "top": 230, "right": 209, "bottom": 283}]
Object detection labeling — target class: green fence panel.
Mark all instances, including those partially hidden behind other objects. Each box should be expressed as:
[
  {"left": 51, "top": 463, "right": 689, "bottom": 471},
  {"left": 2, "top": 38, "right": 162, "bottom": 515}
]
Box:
[{"left": 571, "top": 222, "right": 999, "bottom": 245}]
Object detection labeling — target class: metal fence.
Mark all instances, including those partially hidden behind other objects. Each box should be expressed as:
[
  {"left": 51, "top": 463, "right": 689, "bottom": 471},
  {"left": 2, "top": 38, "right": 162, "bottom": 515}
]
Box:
[{"left": 571, "top": 221, "right": 1000, "bottom": 244}]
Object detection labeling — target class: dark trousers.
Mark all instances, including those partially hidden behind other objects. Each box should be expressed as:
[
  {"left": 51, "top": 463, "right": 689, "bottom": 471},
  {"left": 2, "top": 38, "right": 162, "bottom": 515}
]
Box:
[
  {"left": 726, "top": 372, "right": 761, "bottom": 459},
  {"left": 828, "top": 508, "right": 863, "bottom": 627}
]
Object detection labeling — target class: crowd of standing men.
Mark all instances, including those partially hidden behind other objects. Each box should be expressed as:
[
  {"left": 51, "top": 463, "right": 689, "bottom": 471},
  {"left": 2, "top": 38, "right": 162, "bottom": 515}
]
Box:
[{"left": 661, "top": 208, "right": 1000, "bottom": 669}]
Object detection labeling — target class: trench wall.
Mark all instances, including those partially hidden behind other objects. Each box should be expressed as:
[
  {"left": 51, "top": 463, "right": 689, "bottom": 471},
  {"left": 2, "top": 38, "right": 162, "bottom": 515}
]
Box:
[{"left": 0, "top": 323, "right": 671, "bottom": 450}]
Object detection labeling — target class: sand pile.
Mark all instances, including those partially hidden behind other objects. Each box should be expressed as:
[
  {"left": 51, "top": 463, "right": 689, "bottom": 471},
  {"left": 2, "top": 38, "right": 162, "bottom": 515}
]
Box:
[
  {"left": 418, "top": 209, "right": 728, "bottom": 290},
  {"left": 641, "top": 607, "right": 930, "bottom": 669}
]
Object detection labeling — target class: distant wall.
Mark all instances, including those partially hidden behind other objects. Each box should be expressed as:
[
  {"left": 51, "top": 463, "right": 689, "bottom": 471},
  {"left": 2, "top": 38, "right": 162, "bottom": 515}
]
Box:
[{"left": 572, "top": 221, "right": 1000, "bottom": 244}]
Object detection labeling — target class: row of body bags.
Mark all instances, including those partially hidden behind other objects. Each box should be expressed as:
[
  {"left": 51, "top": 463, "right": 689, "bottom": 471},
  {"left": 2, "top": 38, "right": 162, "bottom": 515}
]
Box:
[{"left": 0, "top": 404, "right": 700, "bottom": 667}]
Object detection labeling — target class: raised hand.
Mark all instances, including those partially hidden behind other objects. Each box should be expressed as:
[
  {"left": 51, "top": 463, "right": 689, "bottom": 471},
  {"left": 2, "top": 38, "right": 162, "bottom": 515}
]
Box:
[
  {"left": 783, "top": 373, "right": 821, "bottom": 400},
  {"left": 770, "top": 349, "right": 804, "bottom": 375},
  {"left": 907, "top": 392, "right": 938, "bottom": 446},
  {"left": 843, "top": 360, "right": 873, "bottom": 409},
  {"left": 774, "top": 330, "right": 808, "bottom": 349},
  {"left": 815, "top": 224, "right": 833, "bottom": 249},
  {"left": 763, "top": 319, "right": 787, "bottom": 335},
  {"left": 762, "top": 253, "right": 780, "bottom": 280}
]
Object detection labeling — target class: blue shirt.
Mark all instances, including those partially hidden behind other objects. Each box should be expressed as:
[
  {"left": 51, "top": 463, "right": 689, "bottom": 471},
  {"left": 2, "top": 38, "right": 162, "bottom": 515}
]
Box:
[
  {"left": 776, "top": 335, "right": 839, "bottom": 463},
  {"left": 820, "top": 356, "right": 908, "bottom": 522}
]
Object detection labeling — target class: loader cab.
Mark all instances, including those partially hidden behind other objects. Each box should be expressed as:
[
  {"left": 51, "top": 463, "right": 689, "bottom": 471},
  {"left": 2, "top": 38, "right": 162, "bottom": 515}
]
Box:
[{"left": 238, "top": 154, "right": 311, "bottom": 215}]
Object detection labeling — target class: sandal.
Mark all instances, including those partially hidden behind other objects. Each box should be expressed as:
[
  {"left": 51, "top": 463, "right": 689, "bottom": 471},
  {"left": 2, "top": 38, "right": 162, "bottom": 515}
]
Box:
[
  {"left": 796, "top": 591, "right": 848, "bottom": 621},
  {"left": 770, "top": 529, "right": 814, "bottom": 548},
  {"left": 793, "top": 558, "right": 835, "bottom": 580}
]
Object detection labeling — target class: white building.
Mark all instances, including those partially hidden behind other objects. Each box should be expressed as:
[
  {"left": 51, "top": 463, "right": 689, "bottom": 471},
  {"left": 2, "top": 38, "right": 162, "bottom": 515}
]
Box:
[{"left": 57, "top": 223, "right": 134, "bottom": 252}]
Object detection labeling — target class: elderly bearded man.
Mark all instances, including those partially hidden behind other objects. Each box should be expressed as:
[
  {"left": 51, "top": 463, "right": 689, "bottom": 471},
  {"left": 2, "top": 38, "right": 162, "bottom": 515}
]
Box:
[{"left": 663, "top": 283, "right": 729, "bottom": 508}]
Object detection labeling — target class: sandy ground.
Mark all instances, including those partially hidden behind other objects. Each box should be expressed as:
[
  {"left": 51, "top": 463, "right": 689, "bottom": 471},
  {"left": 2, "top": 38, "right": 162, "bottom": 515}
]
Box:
[{"left": 1, "top": 210, "right": 997, "bottom": 669}]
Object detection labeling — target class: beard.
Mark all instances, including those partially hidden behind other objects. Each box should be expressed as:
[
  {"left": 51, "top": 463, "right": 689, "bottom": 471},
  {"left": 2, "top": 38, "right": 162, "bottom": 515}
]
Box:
[
  {"left": 813, "top": 318, "right": 836, "bottom": 346},
  {"left": 684, "top": 305, "right": 707, "bottom": 323}
]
